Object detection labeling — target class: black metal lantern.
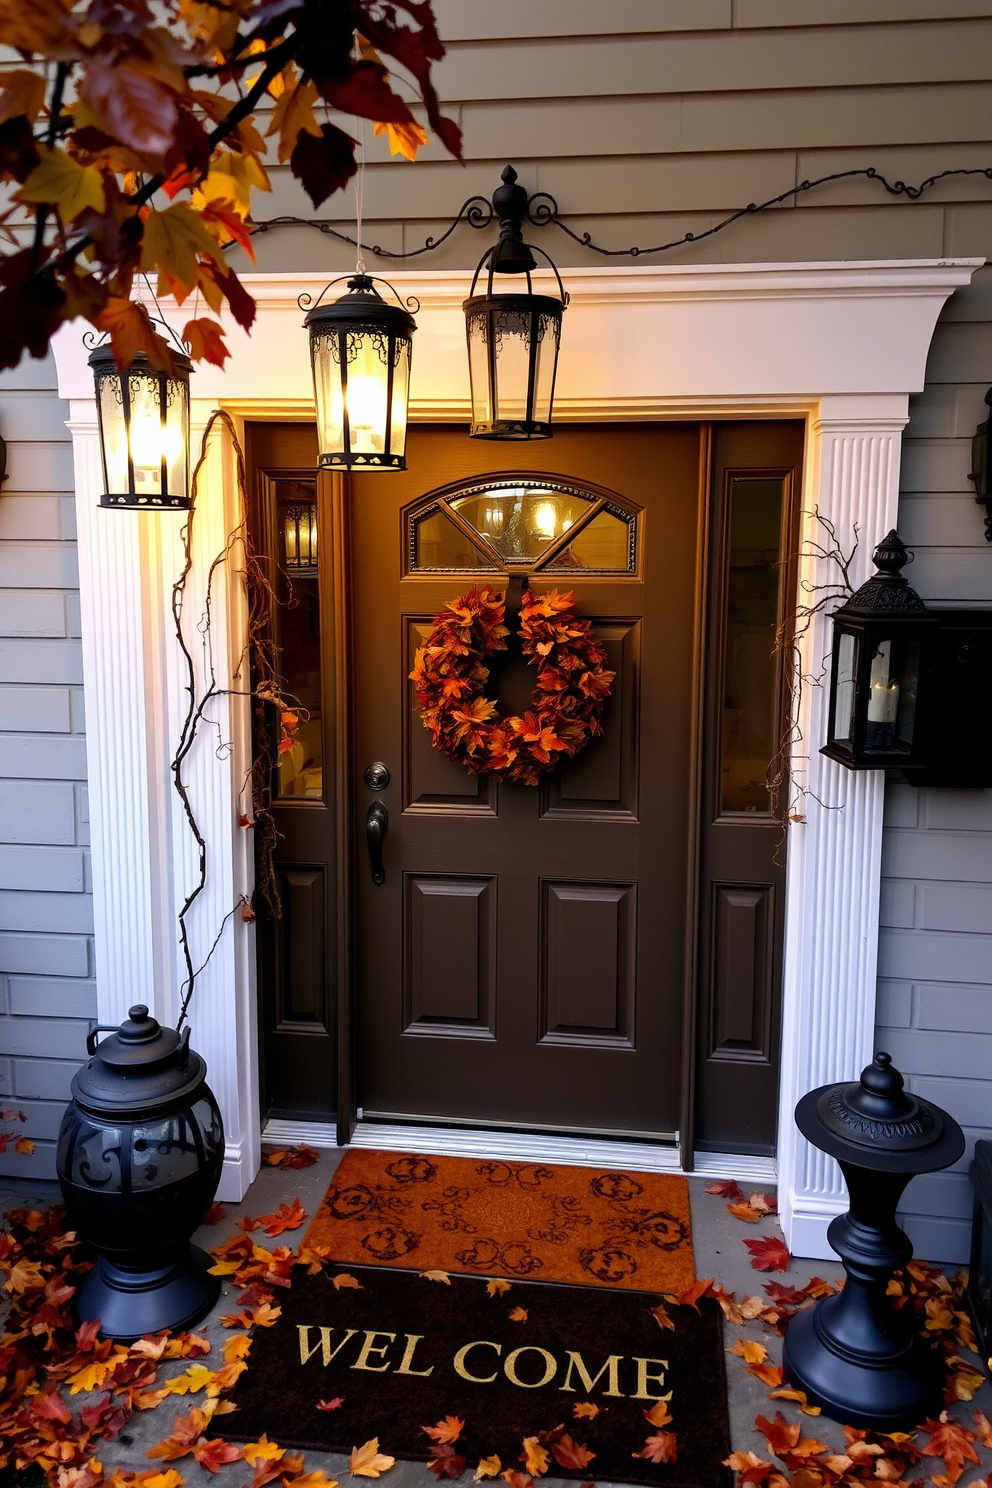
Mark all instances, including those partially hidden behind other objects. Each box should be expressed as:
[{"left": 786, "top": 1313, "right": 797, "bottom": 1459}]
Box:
[
  {"left": 56, "top": 1004, "right": 224, "bottom": 1340},
  {"left": 464, "top": 166, "right": 568, "bottom": 440},
  {"left": 822, "top": 530, "right": 937, "bottom": 769},
  {"left": 784, "top": 1051, "right": 964, "bottom": 1429},
  {"left": 283, "top": 498, "right": 318, "bottom": 574},
  {"left": 89, "top": 343, "right": 192, "bottom": 509},
  {"left": 968, "top": 385, "right": 992, "bottom": 541},
  {"left": 301, "top": 274, "right": 417, "bottom": 470}
]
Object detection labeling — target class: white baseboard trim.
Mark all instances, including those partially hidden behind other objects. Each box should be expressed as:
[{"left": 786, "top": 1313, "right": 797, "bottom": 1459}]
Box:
[
  {"left": 782, "top": 1199, "right": 840, "bottom": 1262},
  {"left": 218, "top": 1136, "right": 256, "bottom": 1203},
  {"left": 261, "top": 1118, "right": 777, "bottom": 1184}
]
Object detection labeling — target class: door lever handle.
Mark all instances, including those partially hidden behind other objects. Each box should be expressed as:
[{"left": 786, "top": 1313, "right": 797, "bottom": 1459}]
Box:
[{"left": 366, "top": 800, "right": 388, "bottom": 886}]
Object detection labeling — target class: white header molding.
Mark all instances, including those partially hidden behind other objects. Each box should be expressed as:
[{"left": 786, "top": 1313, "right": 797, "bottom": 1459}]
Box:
[{"left": 54, "top": 258, "right": 980, "bottom": 1251}]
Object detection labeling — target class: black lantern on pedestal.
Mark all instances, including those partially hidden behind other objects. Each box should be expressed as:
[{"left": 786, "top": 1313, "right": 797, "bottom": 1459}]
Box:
[
  {"left": 56, "top": 1004, "right": 224, "bottom": 1341},
  {"left": 783, "top": 1051, "right": 964, "bottom": 1429},
  {"left": 89, "top": 342, "right": 192, "bottom": 509},
  {"left": 464, "top": 166, "right": 568, "bottom": 440},
  {"left": 301, "top": 274, "right": 417, "bottom": 470},
  {"left": 822, "top": 531, "right": 937, "bottom": 770}
]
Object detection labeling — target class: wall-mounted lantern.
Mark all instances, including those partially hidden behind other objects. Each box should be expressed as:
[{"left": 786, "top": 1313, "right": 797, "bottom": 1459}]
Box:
[
  {"left": 822, "top": 531, "right": 936, "bottom": 771},
  {"left": 88, "top": 342, "right": 192, "bottom": 510},
  {"left": 969, "top": 385, "right": 992, "bottom": 542},
  {"left": 301, "top": 274, "right": 417, "bottom": 471},
  {"left": 283, "top": 499, "right": 318, "bottom": 574},
  {"left": 464, "top": 167, "right": 568, "bottom": 441}
]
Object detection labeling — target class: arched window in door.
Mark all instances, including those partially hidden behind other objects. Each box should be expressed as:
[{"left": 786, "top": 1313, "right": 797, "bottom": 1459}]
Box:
[{"left": 406, "top": 477, "right": 639, "bottom": 575}]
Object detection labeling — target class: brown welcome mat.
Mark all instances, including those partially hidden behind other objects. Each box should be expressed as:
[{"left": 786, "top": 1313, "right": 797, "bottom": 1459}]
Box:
[
  {"left": 301, "top": 1150, "right": 696, "bottom": 1295},
  {"left": 221, "top": 1263, "right": 731, "bottom": 1488}
]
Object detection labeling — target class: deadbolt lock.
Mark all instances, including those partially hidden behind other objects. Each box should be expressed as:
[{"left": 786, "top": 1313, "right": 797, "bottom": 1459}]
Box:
[{"left": 363, "top": 762, "right": 390, "bottom": 791}]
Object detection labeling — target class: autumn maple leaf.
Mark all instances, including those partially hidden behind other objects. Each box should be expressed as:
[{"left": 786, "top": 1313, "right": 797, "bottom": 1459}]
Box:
[
  {"left": 676, "top": 1276, "right": 716, "bottom": 1310},
  {"left": 572, "top": 1402, "right": 600, "bottom": 1420},
  {"left": 317, "top": 1398, "right": 345, "bottom": 1412},
  {"left": 423, "top": 1417, "right": 464, "bottom": 1445},
  {"left": 520, "top": 1438, "right": 550, "bottom": 1477},
  {"left": 427, "top": 1445, "right": 467, "bottom": 1480},
  {"left": 633, "top": 1431, "right": 677, "bottom": 1464},
  {"left": 755, "top": 1411, "right": 801, "bottom": 1457},
  {"left": 332, "top": 1273, "right": 363, "bottom": 1290},
  {"left": 474, "top": 1458, "right": 501, "bottom": 1481},
  {"left": 550, "top": 1436, "right": 595, "bottom": 1471},
  {"left": 349, "top": 1439, "right": 396, "bottom": 1477},
  {"left": 257, "top": 1198, "right": 307, "bottom": 1236},
  {"left": 486, "top": 1278, "right": 511, "bottom": 1297},
  {"left": 744, "top": 1235, "right": 791, "bottom": 1272},
  {"left": 643, "top": 1402, "right": 673, "bottom": 1428},
  {"left": 420, "top": 1270, "right": 451, "bottom": 1284},
  {"left": 724, "top": 1450, "right": 774, "bottom": 1484},
  {"left": 508, "top": 1306, "right": 528, "bottom": 1322},
  {"left": 920, "top": 1413, "right": 980, "bottom": 1480},
  {"left": 193, "top": 1438, "right": 243, "bottom": 1473},
  {"left": 650, "top": 1300, "right": 675, "bottom": 1331},
  {"left": 705, "top": 1179, "right": 744, "bottom": 1200},
  {"left": 374, "top": 119, "right": 429, "bottom": 161}
]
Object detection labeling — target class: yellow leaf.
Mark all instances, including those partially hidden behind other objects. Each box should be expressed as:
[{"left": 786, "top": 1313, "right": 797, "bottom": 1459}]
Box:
[
  {"left": 68, "top": 1358, "right": 114, "bottom": 1393},
  {"left": 289, "top": 1476, "right": 339, "bottom": 1488},
  {"left": 164, "top": 1363, "right": 215, "bottom": 1396},
  {"left": 6, "top": 1257, "right": 46, "bottom": 1292},
  {"left": 266, "top": 79, "right": 323, "bottom": 164},
  {"left": 643, "top": 1402, "right": 673, "bottom": 1428},
  {"left": 520, "top": 1439, "right": 549, "bottom": 1477},
  {"left": 474, "top": 1459, "right": 502, "bottom": 1481},
  {"left": 419, "top": 1271, "right": 450, "bottom": 1284},
  {"left": 193, "top": 151, "right": 269, "bottom": 215},
  {"left": 486, "top": 1279, "right": 510, "bottom": 1297},
  {"left": 508, "top": 1307, "right": 528, "bottom": 1323},
  {"left": 207, "top": 1259, "right": 241, "bottom": 1276},
  {"left": 0, "top": 70, "right": 46, "bottom": 125},
  {"left": 15, "top": 1135, "right": 34, "bottom": 1155},
  {"left": 349, "top": 1439, "right": 396, "bottom": 1478},
  {"left": 649, "top": 1301, "right": 674, "bottom": 1331},
  {"left": 142, "top": 1474, "right": 185, "bottom": 1488},
  {"left": 222, "top": 1334, "right": 252, "bottom": 1364},
  {"left": 726, "top": 1339, "right": 768, "bottom": 1364},
  {"left": 140, "top": 203, "right": 224, "bottom": 292},
  {"left": 572, "top": 1403, "right": 600, "bottom": 1420},
  {"left": 332, "top": 1274, "right": 363, "bottom": 1291},
  {"left": 243, "top": 1438, "right": 284, "bottom": 1467},
  {"left": 19, "top": 145, "right": 106, "bottom": 221},
  {"left": 373, "top": 119, "right": 428, "bottom": 162}
]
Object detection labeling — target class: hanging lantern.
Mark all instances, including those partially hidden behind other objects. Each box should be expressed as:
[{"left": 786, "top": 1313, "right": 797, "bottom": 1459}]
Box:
[
  {"left": 89, "top": 342, "right": 192, "bottom": 509},
  {"left": 821, "top": 530, "right": 937, "bottom": 770},
  {"left": 464, "top": 165, "right": 568, "bottom": 440},
  {"left": 283, "top": 499, "right": 318, "bottom": 574},
  {"left": 301, "top": 274, "right": 416, "bottom": 470}
]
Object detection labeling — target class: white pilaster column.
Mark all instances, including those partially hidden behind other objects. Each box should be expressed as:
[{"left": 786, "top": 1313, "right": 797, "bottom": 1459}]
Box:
[{"left": 778, "top": 397, "right": 908, "bottom": 1259}]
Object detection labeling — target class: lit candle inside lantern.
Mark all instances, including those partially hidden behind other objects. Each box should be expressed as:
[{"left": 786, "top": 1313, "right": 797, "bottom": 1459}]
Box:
[{"left": 867, "top": 640, "right": 900, "bottom": 724}]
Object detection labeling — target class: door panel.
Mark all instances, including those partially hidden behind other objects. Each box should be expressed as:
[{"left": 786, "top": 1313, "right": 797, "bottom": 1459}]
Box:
[{"left": 351, "top": 424, "right": 701, "bottom": 1140}]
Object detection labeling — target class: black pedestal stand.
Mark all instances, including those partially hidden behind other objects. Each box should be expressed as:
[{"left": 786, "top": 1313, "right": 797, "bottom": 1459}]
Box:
[
  {"left": 784, "top": 1054, "right": 964, "bottom": 1429},
  {"left": 77, "top": 1243, "right": 220, "bottom": 1343}
]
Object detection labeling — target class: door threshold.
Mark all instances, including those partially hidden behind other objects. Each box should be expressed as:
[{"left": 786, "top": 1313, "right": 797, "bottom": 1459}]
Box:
[{"left": 262, "top": 1117, "right": 777, "bottom": 1184}]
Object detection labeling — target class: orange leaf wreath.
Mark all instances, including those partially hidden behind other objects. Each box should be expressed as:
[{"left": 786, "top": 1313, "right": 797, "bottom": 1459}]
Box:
[{"left": 410, "top": 584, "right": 615, "bottom": 786}]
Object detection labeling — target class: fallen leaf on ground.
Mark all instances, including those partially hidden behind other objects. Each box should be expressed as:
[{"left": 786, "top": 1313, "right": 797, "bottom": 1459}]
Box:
[
  {"left": 755, "top": 1411, "right": 801, "bottom": 1456},
  {"left": 423, "top": 1417, "right": 465, "bottom": 1445},
  {"left": 573, "top": 1402, "right": 600, "bottom": 1420},
  {"left": 474, "top": 1458, "right": 501, "bottom": 1480},
  {"left": 332, "top": 1273, "right": 363, "bottom": 1290},
  {"left": 749, "top": 1192, "right": 777, "bottom": 1214},
  {"left": 724, "top": 1450, "right": 773, "bottom": 1483},
  {"left": 727, "top": 1339, "right": 768, "bottom": 1364},
  {"left": 243, "top": 1438, "right": 284, "bottom": 1466},
  {"left": 748, "top": 1363, "right": 784, "bottom": 1388},
  {"left": 745, "top": 1236, "right": 791, "bottom": 1273},
  {"left": 508, "top": 1306, "right": 528, "bottom": 1322},
  {"left": 420, "top": 1270, "right": 451, "bottom": 1284},
  {"left": 768, "top": 1387, "right": 820, "bottom": 1416},
  {"left": 650, "top": 1300, "right": 674, "bottom": 1331},
  {"left": 487, "top": 1279, "right": 511, "bottom": 1297},
  {"left": 262, "top": 1143, "right": 319, "bottom": 1168},
  {"left": 643, "top": 1402, "right": 673, "bottom": 1428},
  {"left": 288, "top": 1475, "right": 339, "bottom": 1488},
  {"left": 676, "top": 1277, "right": 715, "bottom": 1310},
  {"left": 222, "top": 1334, "right": 251, "bottom": 1364},
  {"left": 317, "top": 1398, "right": 345, "bottom": 1411},
  {"left": 258, "top": 1199, "right": 307, "bottom": 1236},
  {"left": 633, "top": 1431, "right": 677, "bottom": 1464},
  {"left": 350, "top": 1439, "right": 396, "bottom": 1477},
  {"left": 193, "top": 1439, "right": 243, "bottom": 1472},
  {"left": 727, "top": 1203, "right": 764, "bottom": 1223},
  {"left": 428, "top": 1445, "right": 467, "bottom": 1480},
  {"left": 549, "top": 1435, "right": 595, "bottom": 1471},
  {"left": 520, "top": 1438, "right": 550, "bottom": 1476},
  {"left": 202, "top": 1204, "right": 226, "bottom": 1225},
  {"left": 501, "top": 1473, "right": 532, "bottom": 1488},
  {"left": 705, "top": 1180, "right": 744, "bottom": 1201}
]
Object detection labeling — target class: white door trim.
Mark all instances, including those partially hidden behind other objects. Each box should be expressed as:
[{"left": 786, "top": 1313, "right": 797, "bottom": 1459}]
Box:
[{"left": 54, "top": 258, "right": 980, "bottom": 1230}]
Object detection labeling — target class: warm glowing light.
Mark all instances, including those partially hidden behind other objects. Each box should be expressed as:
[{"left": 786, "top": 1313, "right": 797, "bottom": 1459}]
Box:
[
  {"left": 346, "top": 371, "right": 386, "bottom": 453},
  {"left": 531, "top": 501, "right": 558, "bottom": 538}
]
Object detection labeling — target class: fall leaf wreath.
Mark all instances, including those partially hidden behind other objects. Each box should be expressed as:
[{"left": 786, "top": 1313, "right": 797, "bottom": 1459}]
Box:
[{"left": 411, "top": 585, "right": 615, "bottom": 786}]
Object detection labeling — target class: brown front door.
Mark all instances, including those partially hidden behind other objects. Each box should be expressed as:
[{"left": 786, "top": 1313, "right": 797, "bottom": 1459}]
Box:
[{"left": 349, "top": 424, "right": 703, "bottom": 1140}]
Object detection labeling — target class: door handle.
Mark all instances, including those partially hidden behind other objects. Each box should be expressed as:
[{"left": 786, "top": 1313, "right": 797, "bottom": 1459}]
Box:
[{"left": 366, "top": 800, "right": 388, "bottom": 886}]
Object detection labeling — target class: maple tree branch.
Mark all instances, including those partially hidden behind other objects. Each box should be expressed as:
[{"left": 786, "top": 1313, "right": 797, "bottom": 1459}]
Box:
[{"left": 30, "top": 61, "right": 68, "bottom": 270}]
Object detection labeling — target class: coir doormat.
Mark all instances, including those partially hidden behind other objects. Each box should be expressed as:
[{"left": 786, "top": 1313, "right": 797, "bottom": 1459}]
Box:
[
  {"left": 222, "top": 1263, "right": 731, "bottom": 1488},
  {"left": 301, "top": 1150, "right": 696, "bottom": 1295}
]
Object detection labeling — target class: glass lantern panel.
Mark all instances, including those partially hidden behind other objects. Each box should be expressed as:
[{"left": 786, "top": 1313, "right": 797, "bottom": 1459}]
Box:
[
  {"left": 452, "top": 486, "right": 592, "bottom": 563},
  {"left": 312, "top": 331, "right": 344, "bottom": 457},
  {"left": 467, "top": 314, "right": 494, "bottom": 429},
  {"left": 191, "top": 1096, "right": 225, "bottom": 1157},
  {"left": 274, "top": 478, "right": 323, "bottom": 799},
  {"left": 413, "top": 508, "right": 497, "bottom": 570},
  {"left": 69, "top": 1119, "right": 124, "bottom": 1191},
  {"left": 865, "top": 635, "right": 920, "bottom": 754},
  {"left": 546, "top": 509, "right": 633, "bottom": 571},
  {"left": 389, "top": 340, "right": 411, "bottom": 457},
  {"left": 344, "top": 329, "right": 389, "bottom": 458},
  {"left": 97, "top": 373, "right": 129, "bottom": 494},
  {"left": 165, "top": 376, "right": 189, "bottom": 500},
  {"left": 127, "top": 372, "right": 166, "bottom": 501},
  {"left": 832, "top": 631, "right": 859, "bottom": 744},
  {"left": 531, "top": 311, "right": 560, "bottom": 426},
  {"left": 131, "top": 1114, "right": 203, "bottom": 1189},
  {"left": 491, "top": 308, "right": 532, "bottom": 426},
  {"left": 896, "top": 639, "right": 920, "bottom": 747},
  {"left": 720, "top": 477, "right": 785, "bottom": 814}
]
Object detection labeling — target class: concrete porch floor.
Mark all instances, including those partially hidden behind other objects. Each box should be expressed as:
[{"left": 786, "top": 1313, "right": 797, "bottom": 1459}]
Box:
[{"left": 3, "top": 1151, "right": 991, "bottom": 1484}]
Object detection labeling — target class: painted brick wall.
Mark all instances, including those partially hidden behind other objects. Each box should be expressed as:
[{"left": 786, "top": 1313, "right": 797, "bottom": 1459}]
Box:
[{"left": 0, "top": 352, "right": 91, "bottom": 1179}]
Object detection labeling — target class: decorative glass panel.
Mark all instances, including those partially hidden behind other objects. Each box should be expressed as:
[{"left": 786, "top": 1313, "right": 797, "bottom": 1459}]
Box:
[
  {"left": 720, "top": 478, "right": 784, "bottom": 814},
  {"left": 273, "top": 478, "right": 323, "bottom": 799},
  {"left": 546, "top": 508, "right": 634, "bottom": 572},
  {"left": 832, "top": 632, "right": 858, "bottom": 745},
  {"left": 451, "top": 485, "right": 592, "bottom": 563},
  {"left": 413, "top": 508, "right": 497, "bottom": 571},
  {"left": 865, "top": 636, "right": 920, "bottom": 754}
]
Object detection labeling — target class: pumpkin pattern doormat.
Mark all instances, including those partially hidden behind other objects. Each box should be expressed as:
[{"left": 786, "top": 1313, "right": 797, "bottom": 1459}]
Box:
[
  {"left": 220, "top": 1262, "right": 731, "bottom": 1488},
  {"left": 301, "top": 1150, "right": 696, "bottom": 1294}
]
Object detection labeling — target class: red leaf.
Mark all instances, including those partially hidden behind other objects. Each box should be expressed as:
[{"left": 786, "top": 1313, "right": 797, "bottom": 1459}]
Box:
[
  {"left": 745, "top": 1236, "right": 791, "bottom": 1273},
  {"left": 549, "top": 1436, "right": 596, "bottom": 1471},
  {"left": 182, "top": 316, "right": 230, "bottom": 368},
  {"left": 257, "top": 1198, "right": 307, "bottom": 1236},
  {"left": 676, "top": 1277, "right": 716, "bottom": 1311},
  {"left": 633, "top": 1432, "right": 677, "bottom": 1464},
  {"left": 324, "top": 63, "right": 416, "bottom": 124},
  {"left": 290, "top": 122, "right": 357, "bottom": 209},
  {"left": 705, "top": 1180, "right": 744, "bottom": 1201},
  {"left": 261, "top": 1143, "right": 319, "bottom": 1168},
  {"left": 427, "top": 1444, "right": 466, "bottom": 1480},
  {"left": 31, "top": 1384, "right": 71, "bottom": 1422},
  {"left": 202, "top": 1203, "right": 226, "bottom": 1226},
  {"left": 316, "top": 1397, "right": 345, "bottom": 1411},
  {"left": 82, "top": 60, "right": 178, "bottom": 156},
  {"left": 193, "top": 1438, "right": 244, "bottom": 1472},
  {"left": 755, "top": 1411, "right": 801, "bottom": 1456}
]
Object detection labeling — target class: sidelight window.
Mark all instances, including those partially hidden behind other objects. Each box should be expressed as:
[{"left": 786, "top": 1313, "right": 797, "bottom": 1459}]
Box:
[
  {"left": 272, "top": 477, "right": 324, "bottom": 799},
  {"left": 408, "top": 478, "right": 638, "bottom": 574}
]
